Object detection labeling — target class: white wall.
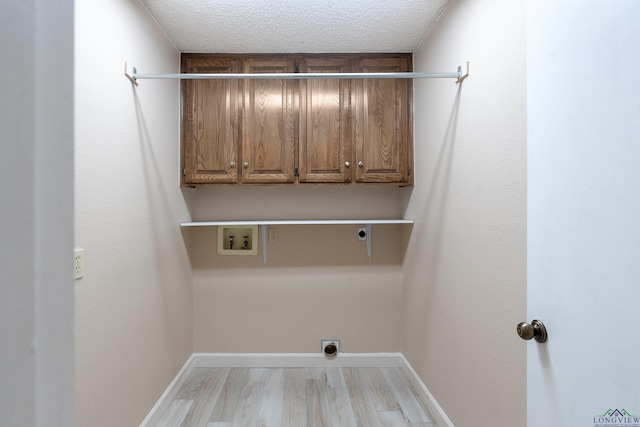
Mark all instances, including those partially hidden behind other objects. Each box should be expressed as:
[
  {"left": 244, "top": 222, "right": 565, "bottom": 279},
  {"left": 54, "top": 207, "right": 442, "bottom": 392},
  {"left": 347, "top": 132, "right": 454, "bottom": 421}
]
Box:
[
  {"left": 191, "top": 186, "right": 406, "bottom": 353},
  {"left": 1, "top": 0, "right": 75, "bottom": 426},
  {"left": 402, "top": 1, "right": 527, "bottom": 425},
  {"left": 74, "top": 0, "right": 193, "bottom": 426}
]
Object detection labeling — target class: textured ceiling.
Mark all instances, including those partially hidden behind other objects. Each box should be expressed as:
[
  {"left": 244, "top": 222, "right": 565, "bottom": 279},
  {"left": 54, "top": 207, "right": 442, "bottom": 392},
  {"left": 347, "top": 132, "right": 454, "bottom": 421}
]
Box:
[{"left": 140, "top": 0, "right": 451, "bottom": 53}]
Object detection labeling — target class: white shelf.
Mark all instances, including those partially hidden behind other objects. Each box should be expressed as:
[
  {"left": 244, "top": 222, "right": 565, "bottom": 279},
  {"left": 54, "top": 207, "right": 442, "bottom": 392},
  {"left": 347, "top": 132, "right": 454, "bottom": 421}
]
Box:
[
  {"left": 180, "top": 219, "right": 414, "bottom": 227},
  {"left": 181, "top": 219, "right": 413, "bottom": 264}
]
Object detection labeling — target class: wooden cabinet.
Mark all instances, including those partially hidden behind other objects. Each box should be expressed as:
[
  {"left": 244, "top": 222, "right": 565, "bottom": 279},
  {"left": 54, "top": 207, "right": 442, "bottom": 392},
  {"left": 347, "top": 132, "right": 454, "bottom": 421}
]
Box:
[
  {"left": 181, "top": 54, "right": 413, "bottom": 186},
  {"left": 182, "top": 56, "right": 240, "bottom": 185},
  {"left": 298, "top": 57, "right": 352, "bottom": 183},
  {"left": 355, "top": 56, "right": 412, "bottom": 185},
  {"left": 241, "top": 58, "right": 296, "bottom": 184}
]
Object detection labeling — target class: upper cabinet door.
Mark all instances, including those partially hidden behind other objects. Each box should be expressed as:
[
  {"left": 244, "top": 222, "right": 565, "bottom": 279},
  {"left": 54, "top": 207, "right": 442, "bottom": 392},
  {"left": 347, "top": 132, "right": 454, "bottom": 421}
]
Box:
[
  {"left": 298, "top": 58, "right": 352, "bottom": 183},
  {"left": 182, "top": 57, "right": 240, "bottom": 185},
  {"left": 354, "top": 57, "right": 413, "bottom": 185},
  {"left": 241, "top": 59, "right": 296, "bottom": 184}
]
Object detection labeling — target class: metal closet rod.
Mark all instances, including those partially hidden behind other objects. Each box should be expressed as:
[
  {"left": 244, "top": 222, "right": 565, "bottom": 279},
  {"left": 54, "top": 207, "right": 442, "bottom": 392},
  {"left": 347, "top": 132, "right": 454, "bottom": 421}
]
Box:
[{"left": 125, "top": 62, "right": 469, "bottom": 83}]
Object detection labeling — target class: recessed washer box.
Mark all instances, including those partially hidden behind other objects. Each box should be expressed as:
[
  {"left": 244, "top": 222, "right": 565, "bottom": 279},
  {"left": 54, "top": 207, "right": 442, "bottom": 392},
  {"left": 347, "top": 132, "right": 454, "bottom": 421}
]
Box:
[{"left": 217, "top": 225, "right": 258, "bottom": 256}]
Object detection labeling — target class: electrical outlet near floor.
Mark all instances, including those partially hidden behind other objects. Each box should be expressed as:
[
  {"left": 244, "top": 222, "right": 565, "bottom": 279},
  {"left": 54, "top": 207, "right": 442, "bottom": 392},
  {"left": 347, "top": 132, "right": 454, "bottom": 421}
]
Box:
[{"left": 74, "top": 248, "right": 84, "bottom": 280}]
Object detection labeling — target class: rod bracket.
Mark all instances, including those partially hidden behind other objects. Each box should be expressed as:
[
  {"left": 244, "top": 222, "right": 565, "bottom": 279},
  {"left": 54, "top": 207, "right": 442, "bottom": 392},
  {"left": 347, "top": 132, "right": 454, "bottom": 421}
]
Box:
[
  {"left": 456, "top": 61, "right": 469, "bottom": 84},
  {"left": 124, "top": 61, "right": 139, "bottom": 85}
]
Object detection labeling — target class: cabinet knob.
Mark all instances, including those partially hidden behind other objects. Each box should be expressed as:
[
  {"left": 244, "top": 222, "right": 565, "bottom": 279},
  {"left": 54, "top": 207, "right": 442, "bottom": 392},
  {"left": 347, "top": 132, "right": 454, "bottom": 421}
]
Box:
[
  {"left": 358, "top": 161, "right": 364, "bottom": 167},
  {"left": 230, "top": 162, "right": 236, "bottom": 168},
  {"left": 345, "top": 162, "right": 350, "bottom": 167},
  {"left": 243, "top": 162, "right": 249, "bottom": 168}
]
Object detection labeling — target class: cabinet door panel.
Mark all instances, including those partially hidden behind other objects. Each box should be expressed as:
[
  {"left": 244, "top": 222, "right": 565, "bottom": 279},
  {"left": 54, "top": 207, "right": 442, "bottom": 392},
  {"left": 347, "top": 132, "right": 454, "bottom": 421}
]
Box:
[
  {"left": 242, "top": 59, "right": 296, "bottom": 183},
  {"left": 355, "top": 58, "right": 411, "bottom": 184},
  {"left": 299, "top": 58, "right": 351, "bottom": 183},
  {"left": 182, "top": 58, "right": 239, "bottom": 184}
]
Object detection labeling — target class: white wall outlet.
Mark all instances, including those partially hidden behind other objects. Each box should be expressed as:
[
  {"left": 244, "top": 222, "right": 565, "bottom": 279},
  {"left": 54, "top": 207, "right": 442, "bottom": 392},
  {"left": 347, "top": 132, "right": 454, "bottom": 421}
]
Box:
[
  {"left": 268, "top": 228, "right": 278, "bottom": 242},
  {"left": 357, "top": 226, "right": 367, "bottom": 241},
  {"left": 74, "top": 248, "right": 84, "bottom": 280}
]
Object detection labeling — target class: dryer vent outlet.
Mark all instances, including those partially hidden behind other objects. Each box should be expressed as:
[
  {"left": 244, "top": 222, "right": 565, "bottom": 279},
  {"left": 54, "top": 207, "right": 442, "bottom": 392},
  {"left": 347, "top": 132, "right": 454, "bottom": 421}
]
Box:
[{"left": 322, "top": 340, "right": 340, "bottom": 358}]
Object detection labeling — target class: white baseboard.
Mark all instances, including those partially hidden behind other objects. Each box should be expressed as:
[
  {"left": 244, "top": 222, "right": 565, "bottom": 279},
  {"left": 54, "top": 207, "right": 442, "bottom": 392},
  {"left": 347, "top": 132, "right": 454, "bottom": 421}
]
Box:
[
  {"left": 192, "top": 352, "right": 403, "bottom": 368},
  {"left": 140, "top": 352, "right": 453, "bottom": 427},
  {"left": 400, "top": 354, "right": 454, "bottom": 427},
  {"left": 139, "top": 353, "right": 197, "bottom": 427}
]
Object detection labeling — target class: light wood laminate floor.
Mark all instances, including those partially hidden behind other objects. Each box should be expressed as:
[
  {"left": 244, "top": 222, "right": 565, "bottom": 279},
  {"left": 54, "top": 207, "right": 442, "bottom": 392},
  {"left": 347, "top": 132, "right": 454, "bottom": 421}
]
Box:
[{"left": 153, "top": 367, "right": 437, "bottom": 427}]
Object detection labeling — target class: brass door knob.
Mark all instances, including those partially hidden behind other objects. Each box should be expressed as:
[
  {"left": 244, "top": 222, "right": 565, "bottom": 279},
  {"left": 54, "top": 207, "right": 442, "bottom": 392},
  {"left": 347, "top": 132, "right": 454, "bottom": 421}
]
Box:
[{"left": 517, "top": 319, "right": 547, "bottom": 343}]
